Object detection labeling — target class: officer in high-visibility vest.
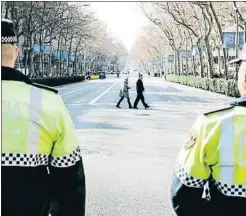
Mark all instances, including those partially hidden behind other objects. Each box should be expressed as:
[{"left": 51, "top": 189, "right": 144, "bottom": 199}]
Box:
[
  {"left": 2, "top": 19, "right": 86, "bottom": 216},
  {"left": 171, "top": 44, "right": 246, "bottom": 216}
]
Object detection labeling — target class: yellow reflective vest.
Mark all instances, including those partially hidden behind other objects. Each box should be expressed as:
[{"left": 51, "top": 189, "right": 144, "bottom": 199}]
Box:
[
  {"left": 175, "top": 104, "right": 246, "bottom": 196},
  {"left": 2, "top": 66, "right": 85, "bottom": 216},
  {"left": 171, "top": 97, "right": 246, "bottom": 216},
  {"left": 2, "top": 78, "right": 80, "bottom": 167}
]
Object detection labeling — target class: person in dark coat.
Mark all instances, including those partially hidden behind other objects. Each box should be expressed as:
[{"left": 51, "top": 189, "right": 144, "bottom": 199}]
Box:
[
  {"left": 116, "top": 77, "right": 132, "bottom": 108},
  {"left": 133, "top": 74, "right": 150, "bottom": 109}
]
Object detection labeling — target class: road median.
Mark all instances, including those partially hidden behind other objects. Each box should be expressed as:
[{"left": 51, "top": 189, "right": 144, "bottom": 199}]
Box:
[{"left": 31, "top": 75, "right": 86, "bottom": 87}]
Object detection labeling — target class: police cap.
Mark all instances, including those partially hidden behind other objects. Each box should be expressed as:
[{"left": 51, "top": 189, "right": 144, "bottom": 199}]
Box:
[
  {"left": 1, "top": 18, "right": 18, "bottom": 44},
  {"left": 227, "top": 43, "right": 246, "bottom": 65}
]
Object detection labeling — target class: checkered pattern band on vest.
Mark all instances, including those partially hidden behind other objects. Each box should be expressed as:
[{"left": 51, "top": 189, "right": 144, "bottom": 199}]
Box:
[
  {"left": 214, "top": 181, "right": 246, "bottom": 198},
  {"left": 2, "top": 36, "right": 17, "bottom": 44},
  {"left": 2, "top": 153, "right": 49, "bottom": 167},
  {"left": 175, "top": 165, "right": 206, "bottom": 188},
  {"left": 51, "top": 146, "right": 81, "bottom": 168}
]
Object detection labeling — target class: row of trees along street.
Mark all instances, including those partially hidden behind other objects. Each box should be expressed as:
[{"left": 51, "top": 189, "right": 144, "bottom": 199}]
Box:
[
  {"left": 130, "top": 2, "right": 246, "bottom": 82},
  {"left": 2, "top": 1, "right": 128, "bottom": 79}
]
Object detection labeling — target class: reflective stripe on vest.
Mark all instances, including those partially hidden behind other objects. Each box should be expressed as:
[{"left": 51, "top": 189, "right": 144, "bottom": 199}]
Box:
[
  {"left": 217, "top": 111, "right": 246, "bottom": 198},
  {"left": 1, "top": 86, "right": 46, "bottom": 167},
  {"left": 219, "top": 111, "right": 234, "bottom": 184},
  {"left": 27, "top": 86, "right": 43, "bottom": 154}
]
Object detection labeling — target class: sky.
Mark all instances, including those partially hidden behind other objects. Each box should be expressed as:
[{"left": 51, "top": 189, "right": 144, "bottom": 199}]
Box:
[{"left": 89, "top": 2, "right": 148, "bottom": 51}]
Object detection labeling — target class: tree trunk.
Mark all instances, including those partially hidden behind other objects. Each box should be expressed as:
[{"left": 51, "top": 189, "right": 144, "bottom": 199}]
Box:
[
  {"left": 181, "top": 58, "right": 183, "bottom": 75},
  {"left": 192, "top": 56, "right": 196, "bottom": 76},
  {"left": 185, "top": 56, "right": 188, "bottom": 76},
  {"left": 67, "top": 36, "right": 73, "bottom": 75},
  {"left": 48, "top": 34, "right": 53, "bottom": 77},
  {"left": 209, "top": 2, "right": 228, "bottom": 79},
  {"left": 74, "top": 53, "right": 78, "bottom": 74},
  {"left": 38, "top": 2, "right": 45, "bottom": 78},
  {"left": 26, "top": 2, "right": 34, "bottom": 77},
  {"left": 204, "top": 38, "right": 214, "bottom": 78},
  {"left": 74, "top": 41, "right": 81, "bottom": 74},
  {"left": 25, "top": 38, "right": 29, "bottom": 76},
  {"left": 56, "top": 42, "right": 59, "bottom": 77},
  {"left": 39, "top": 34, "right": 43, "bottom": 77},
  {"left": 177, "top": 51, "right": 181, "bottom": 76},
  {"left": 217, "top": 47, "right": 221, "bottom": 74},
  {"left": 28, "top": 35, "right": 34, "bottom": 77},
  {"left": 197, "top": 42, "right": 204, "bottom": 78},
  {"left": 58, "top": 37, "right": 62, "bottom": 77},
  {"left": 174, "top": 52, "right": 177, "bottom": 76}
]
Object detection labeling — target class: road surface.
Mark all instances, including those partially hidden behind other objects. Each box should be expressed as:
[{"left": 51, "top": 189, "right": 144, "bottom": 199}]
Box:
[{"left": 56, "top": 73, "right": 233, "bottom": 216}]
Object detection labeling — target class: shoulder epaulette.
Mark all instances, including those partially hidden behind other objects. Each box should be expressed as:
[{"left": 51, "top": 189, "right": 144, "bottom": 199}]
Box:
[
  {"left": 204, "top": 105, "right": 234, "bottom": 116},
  {"left": 230, "top": 96, "right": 246, "bottom": 107},
  {"left": 32, "top": 83, "right": 58, "bottom": 94}
]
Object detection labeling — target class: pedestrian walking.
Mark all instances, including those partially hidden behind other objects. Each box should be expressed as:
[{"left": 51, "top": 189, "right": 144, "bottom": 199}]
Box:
[
  {"left": 133, "top": 74, "right": 150, "bottom": 109},
  {"left": 170, "top": 43, "right": 246, "bottom": 216},
  {"left": 116, "top": 77, "right": 132, "bottom": 108},
  {"left": 161, "top": 71, "right": 164, "bottom": 78},
  {"left": 2, "top": 19, "right": 86, "bottom": 216}
]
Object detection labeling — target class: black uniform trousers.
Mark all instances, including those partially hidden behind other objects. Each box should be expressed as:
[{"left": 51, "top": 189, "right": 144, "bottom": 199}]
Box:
[{"left": 133, "top": 92, "right": 148, "bottom": 108}]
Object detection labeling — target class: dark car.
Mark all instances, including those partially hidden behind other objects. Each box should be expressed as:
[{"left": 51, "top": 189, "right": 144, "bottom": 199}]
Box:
[{"left": 98, "top": 71, "right": 106, "bottom": 79}]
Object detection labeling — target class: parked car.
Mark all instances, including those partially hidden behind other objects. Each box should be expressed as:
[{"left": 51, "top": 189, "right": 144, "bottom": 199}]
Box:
[
  {"left": 86, "top": 72, "right": 100, "bottom": 80},
  {"left": 87, "top": 71, "right": 106, "bottom": 80},
  {"left": 98, "top": 71, "right": 106, "bottom": 79}
]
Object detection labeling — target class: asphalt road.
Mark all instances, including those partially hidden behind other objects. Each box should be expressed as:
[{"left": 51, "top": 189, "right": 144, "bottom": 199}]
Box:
[{"left": 56, "top": 73, "right": 233, "bottom": 216}]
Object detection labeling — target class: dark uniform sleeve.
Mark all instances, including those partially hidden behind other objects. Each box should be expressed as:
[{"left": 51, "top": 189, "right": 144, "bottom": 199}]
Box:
[
  {"left": 49, "top": 95, "right": 86, "bottom": 216},
  {"left": 171, "top": 115, "right": 211, "bottom": 216}
]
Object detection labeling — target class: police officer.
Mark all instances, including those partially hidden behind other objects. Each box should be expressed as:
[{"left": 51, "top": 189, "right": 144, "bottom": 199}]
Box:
[
  {"left": 170, "top": 44, "right": 246, "bottom": 216},
  {"left": 2, "top": 19, "right": 86, "bottom": 216}
]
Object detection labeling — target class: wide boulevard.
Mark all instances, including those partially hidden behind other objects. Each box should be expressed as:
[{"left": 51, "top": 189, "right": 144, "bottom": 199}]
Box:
[{"left": 56, "top": 73, "right": 232, "bottom": 216}]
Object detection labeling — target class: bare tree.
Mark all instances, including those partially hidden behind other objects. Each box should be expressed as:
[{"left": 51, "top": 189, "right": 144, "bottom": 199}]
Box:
[
  {"left": 140, "top": 2, "right": 186, "bottom": 75},
  {"left": 2, "top": 1, "right": 127, "bottom": 78},
  {"left": 209, "top": 2, "right": 229, "bottom": 79}
]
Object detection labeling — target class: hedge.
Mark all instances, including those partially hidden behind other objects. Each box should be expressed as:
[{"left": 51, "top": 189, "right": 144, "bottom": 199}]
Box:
[
  {"left": 31, "top": 75, "right": 85, "bottom": 87},
  {"left": 166, "top": 75, "right": 240, "bottom": 98}
]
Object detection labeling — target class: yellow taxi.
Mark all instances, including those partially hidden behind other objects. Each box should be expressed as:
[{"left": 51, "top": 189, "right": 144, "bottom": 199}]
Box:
[{"left": 90, "top": 72, "right": 100, "bottom": 80}]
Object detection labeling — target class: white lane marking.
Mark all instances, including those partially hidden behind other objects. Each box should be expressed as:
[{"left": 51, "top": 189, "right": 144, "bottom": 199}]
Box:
[
  {"left": 88, "top": 82, "right": 119, "bottom": 105},
  {"left": 60, "top": 85, "right": 92, "bottom": 96},
  {"left": 92, "top": 103, "right": 117, "bottom": 106},
  {"left": 65, "top": 104, "right": 82, "bottom": 106}
]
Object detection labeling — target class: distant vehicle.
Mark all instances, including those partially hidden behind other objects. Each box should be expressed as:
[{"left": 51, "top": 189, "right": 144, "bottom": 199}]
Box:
[
  {"left": 98, "top": 71, "right": 106, "bottom": 79},
  {"left": 89, "top": 72, "right": 100, "bottom": 80},
  {"left": 87, "top": 71, "right": 106, "bottom": 80}
]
